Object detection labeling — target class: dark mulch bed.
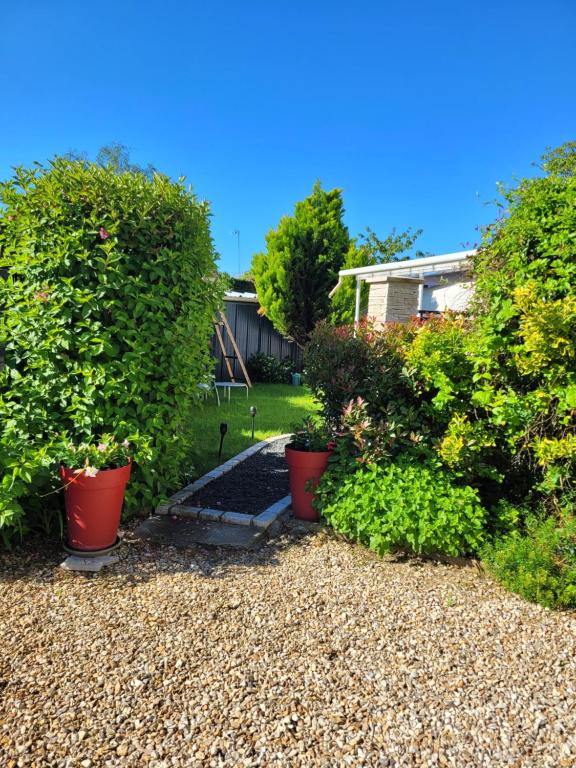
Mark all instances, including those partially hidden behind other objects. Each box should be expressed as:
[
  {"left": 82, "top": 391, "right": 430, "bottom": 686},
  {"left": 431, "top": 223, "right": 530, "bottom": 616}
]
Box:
[{"left": 185, "top": 437, "right": 290, "bottom": 515}]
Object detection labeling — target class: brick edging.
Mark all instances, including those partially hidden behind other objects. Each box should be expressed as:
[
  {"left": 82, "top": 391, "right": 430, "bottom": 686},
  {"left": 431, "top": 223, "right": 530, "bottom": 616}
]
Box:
[
  {"left": 161, "top": 495, "right": 292, "bottom": 530},
  {"left": 156, "top": 434, "right": 292, "bottom": 529}
]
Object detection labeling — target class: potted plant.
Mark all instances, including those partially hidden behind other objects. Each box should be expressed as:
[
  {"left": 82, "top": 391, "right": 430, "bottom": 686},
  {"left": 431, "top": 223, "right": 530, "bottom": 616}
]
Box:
[
  {"left": 285, "top": 418, "right": 335, "bottom": 521},
  {"left": 60, "top": 435, "right": 132, "bottom": 552}
]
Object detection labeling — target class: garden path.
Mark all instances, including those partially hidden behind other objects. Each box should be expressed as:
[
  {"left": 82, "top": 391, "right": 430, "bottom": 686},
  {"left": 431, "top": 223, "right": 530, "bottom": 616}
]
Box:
[
  {"left": 184, "top": 437, "right": 290, "bottom": 515},
  {"left": 139, "top": 436, "right": 292, "bottom": 549}
]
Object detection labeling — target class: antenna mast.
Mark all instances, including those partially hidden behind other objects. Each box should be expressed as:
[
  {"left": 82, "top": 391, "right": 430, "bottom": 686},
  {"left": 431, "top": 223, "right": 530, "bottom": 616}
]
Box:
[{"left": 232, "top": 229, "right": 241, "bottom": 276}]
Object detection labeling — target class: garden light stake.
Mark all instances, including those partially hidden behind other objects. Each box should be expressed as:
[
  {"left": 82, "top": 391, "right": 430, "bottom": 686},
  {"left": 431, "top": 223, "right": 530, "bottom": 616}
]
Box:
[{"left": 218, "top": 422, "right": 228, "bottom": 459}]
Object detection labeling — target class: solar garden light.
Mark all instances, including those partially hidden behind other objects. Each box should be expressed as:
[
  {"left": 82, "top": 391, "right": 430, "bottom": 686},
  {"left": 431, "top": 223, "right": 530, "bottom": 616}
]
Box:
[
  {"left": 218, "top": 422, "right": 228, "bottom": 459},
  {"left": 250, "top": 405, "right": 257, "bottom": 440}
]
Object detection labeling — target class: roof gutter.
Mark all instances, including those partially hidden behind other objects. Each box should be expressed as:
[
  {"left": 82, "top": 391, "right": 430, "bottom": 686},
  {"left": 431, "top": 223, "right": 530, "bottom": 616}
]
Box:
[{"left": 338, "top": 249, "right": 476, "bottom": 279}]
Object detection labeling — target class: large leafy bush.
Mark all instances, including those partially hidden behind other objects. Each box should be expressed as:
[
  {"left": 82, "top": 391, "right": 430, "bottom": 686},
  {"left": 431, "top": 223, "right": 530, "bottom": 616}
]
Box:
[
  {"left": 0, "top": 158, "right": 223, "bottom": 543},
  {"left": 305, "top": 318, "right": 420, "bottom": 425},
  {"left": 316, "top": 459, "right": 487, "bottom": 557},
  {"left": 247, "top": 352, "right": 293, "bottom": 384},
  {"left": 469, "top": 159, "right": 576, "bottom": 497},
  {"left": 404, "top": 145, "right": 576, "bottom": 502}
]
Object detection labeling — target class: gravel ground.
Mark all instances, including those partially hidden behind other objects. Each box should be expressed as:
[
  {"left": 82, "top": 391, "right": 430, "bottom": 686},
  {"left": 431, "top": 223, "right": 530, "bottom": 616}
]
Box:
[
  {"left": 1, "top": 520, "right": 576, "bottom": 768},
  {"left": 186, "top": 438, "right": 290, "bottom": 514}
]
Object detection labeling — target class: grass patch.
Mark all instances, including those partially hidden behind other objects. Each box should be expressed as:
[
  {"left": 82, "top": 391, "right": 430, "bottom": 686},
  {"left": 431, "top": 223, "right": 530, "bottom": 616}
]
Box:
[{"left": 189, "top": 384, "right": 318, "bottom": 479}]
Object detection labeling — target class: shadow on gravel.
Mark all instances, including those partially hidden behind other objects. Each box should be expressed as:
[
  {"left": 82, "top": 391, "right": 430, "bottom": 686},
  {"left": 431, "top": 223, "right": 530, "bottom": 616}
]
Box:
[
  {"left": 114, "top": 517, "right": 323, "bottom": 586},
  {"left": 0, "top": 518, "right": 323, "bottom": 587},
  {"left": 0, "top": 535, "right": 71, "bottom": 585}
]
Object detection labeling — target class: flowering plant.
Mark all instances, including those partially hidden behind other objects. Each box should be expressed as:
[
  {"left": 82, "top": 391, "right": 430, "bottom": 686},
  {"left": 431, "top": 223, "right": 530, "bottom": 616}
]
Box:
[
  {"left": 289, "top": 418, "right": 335, "bottom": 452},
  {"left": 60, "top": 435, "right": 131, "bottom": 478}
]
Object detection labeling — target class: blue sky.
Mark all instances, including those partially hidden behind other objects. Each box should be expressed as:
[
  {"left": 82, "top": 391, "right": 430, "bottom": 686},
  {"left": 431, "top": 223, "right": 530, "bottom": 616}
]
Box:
[{"left": 1, "top": 1, "right": 575, "bottom": 274}]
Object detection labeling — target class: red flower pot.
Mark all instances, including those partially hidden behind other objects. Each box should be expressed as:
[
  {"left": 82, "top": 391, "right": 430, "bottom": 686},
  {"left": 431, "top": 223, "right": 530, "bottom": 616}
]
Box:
[
  {"left": 60, "top": 461, "right": 131, "bottom": 551},
  {"left": 285, "top": 445, "right": 332, "bottom": 522}
]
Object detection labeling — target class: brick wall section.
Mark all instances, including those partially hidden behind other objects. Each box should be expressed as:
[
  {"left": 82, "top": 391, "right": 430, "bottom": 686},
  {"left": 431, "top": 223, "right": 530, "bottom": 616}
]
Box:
[{"left": 366, "top": 276, "right": 423, "bottom": 324}]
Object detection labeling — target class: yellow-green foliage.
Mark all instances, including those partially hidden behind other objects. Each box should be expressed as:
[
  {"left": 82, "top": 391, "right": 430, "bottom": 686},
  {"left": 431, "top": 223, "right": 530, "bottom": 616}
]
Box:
[
  {"left": 438, "top": 414, "right": 496, "bottom": 471},
  {"left": 469, "top": 151, "right": 576, "bottom": 494},
  {"left": 533, "top": 435, "right": 576, "bottom": 465},
  {"left": 405, "top": 316, "right": 473, "bottom": 412},
  {"left": 513, "top": 283, "right": 576, "bottom": 376}
]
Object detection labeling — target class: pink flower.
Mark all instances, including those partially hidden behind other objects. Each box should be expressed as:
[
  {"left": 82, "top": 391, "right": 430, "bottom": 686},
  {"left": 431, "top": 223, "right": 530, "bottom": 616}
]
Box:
[
  {"left": 97, "top": 443, "right": 107, "bottom": 452},
  {"left": 122, "top": 439, "right": 130, "bottom": 449},
  {"left": 85, "top": 466, "right": 99, "bottom": 477},
  {"left": 34, "top": 290, "right": 50, "bottom": 302},
  {"left": 99, "top": 227, "right": 110, "bottom": 240}
]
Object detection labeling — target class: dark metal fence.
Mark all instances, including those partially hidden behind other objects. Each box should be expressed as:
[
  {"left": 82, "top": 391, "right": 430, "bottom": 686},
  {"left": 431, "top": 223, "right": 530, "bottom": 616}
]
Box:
[{"left": 211, "top": 300, "right": 303, "bottom": 382}]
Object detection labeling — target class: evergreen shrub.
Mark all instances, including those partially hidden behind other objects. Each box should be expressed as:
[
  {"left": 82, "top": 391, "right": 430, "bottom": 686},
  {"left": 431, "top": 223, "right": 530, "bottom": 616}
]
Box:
[{"left": 483, "top": 512, "right": 576, "bottom": 609}]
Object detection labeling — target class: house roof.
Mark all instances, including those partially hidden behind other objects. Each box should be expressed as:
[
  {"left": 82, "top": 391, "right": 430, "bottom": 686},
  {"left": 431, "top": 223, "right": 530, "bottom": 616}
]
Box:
[
  {"left": 338, "top": 249, "right": 476, "bottom": 281},
  {"left": 222, "top": 276, "right": 258, "bottom": 303},
  {"left": 224, "top": 290, "right": 259, "bottom": 303}
]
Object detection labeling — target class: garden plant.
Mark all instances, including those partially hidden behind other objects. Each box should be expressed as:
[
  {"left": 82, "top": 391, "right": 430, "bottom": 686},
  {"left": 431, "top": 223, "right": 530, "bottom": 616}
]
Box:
[
  {"left": 252, "top": 181, "right": 350, "bottom": 346},
  {"left": 247, "top": 352, "right": 294, "bottom": 384},
  {"left": 306, "top": 142, "right": 576, "bottom": 608},
  {"left": 60, "top": 435, "right": 134, "bottom": 552}
]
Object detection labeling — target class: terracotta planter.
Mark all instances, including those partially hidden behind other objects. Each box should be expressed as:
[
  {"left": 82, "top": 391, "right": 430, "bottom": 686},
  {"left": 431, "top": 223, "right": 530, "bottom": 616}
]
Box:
[
  {"left": 285, "top": 445, "right": 332, "bottom": 522},
  {"left": 60, "top": 460, "right": 131, "bottom": 551}
]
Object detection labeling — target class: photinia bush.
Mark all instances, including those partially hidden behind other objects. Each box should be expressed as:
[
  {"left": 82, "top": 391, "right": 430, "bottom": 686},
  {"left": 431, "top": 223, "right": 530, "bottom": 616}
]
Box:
[
  {"left": 305, "top": 318, "right": 420, "bottom": 421},
  {"left": 0, "top": 157, "right": 223, "bottom": 543}
]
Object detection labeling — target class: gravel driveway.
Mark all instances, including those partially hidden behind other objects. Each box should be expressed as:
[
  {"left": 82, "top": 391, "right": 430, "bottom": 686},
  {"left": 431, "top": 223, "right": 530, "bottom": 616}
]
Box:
[{"left": 1, "top": 520, "right": 575, "bottom": 767}]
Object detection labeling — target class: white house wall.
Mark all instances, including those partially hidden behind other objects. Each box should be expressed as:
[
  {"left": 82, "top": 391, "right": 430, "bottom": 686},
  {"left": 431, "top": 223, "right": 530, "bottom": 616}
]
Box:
[{"left": 421, "top": 272, "right": 474, "bottom": 313}]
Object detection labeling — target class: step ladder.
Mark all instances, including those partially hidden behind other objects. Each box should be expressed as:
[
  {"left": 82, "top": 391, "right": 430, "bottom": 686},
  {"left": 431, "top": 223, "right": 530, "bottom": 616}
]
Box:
[{"left": 213, "top": 310, "right": 252, "bottom": 387}]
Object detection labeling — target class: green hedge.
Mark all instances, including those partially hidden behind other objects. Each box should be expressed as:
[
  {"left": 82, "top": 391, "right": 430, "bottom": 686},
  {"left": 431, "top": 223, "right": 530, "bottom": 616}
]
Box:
[{"left": 0, "top": 158, "right": 223, "bottom": 543}]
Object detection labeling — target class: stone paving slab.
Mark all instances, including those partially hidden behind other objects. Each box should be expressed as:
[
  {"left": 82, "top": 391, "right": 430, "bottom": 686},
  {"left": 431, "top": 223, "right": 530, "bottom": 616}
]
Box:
[
  {"left": 221, "top": 511, "right": 253, "bottom": 526},
  {"left": 170, "top": 505, "right": 203, "bottom": 518},
  {"left": 135, "top": 516, "right": 265, "bottom": 549},
  {"left": 198, "top": 507, "right": 225, "bottom": 522},
  {"left": 252, "top": 496, "right": 291, "bottom": 529},
  {"left": 60, "top": 555, "right": 119, "bottom": 572}
]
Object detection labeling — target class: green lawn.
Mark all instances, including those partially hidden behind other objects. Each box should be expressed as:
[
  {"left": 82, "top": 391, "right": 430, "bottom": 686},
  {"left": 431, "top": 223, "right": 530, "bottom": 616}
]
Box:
[{"left": 188, "top": 383, "right": 319, "bottom": 479}]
